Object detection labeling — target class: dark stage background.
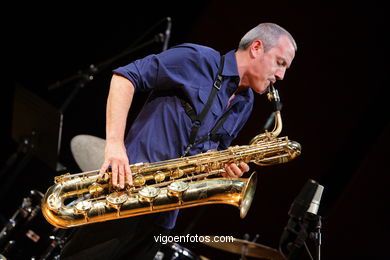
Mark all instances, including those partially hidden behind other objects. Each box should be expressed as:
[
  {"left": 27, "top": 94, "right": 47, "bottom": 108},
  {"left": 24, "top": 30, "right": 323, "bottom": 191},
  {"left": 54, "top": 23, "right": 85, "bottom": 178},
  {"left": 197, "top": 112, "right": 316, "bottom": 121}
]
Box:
[{"left": 1, "top": 1, "right": 387, "bottom": 259}]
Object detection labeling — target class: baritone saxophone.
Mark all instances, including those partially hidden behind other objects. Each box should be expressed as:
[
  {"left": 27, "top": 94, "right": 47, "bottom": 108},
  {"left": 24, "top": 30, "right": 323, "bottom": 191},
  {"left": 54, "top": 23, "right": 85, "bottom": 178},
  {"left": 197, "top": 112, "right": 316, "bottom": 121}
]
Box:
[{"left": 41, "top": 84, "right": 301, "bottom": 228}]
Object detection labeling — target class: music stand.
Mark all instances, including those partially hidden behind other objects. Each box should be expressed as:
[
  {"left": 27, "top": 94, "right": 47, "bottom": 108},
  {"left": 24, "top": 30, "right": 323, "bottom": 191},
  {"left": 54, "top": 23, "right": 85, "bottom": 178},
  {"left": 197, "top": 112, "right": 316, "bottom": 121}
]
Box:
[{"left": 11, "top": 87, "right": 63, "bottom": 170}]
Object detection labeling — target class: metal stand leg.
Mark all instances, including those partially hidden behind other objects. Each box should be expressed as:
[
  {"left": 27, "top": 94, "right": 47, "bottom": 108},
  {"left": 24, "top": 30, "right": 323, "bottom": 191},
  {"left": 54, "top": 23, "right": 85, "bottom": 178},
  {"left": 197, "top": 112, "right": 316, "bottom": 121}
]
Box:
[{"left": 310, "top": 216, "right": 322, "bottom": 260}]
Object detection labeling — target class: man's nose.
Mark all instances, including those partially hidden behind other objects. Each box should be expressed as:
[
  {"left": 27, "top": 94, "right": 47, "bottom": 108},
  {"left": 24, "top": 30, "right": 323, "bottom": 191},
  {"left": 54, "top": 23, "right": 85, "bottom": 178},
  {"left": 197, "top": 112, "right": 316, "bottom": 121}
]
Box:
[{"left": 275, "top": 68, "right": 286, "bottom": 80}]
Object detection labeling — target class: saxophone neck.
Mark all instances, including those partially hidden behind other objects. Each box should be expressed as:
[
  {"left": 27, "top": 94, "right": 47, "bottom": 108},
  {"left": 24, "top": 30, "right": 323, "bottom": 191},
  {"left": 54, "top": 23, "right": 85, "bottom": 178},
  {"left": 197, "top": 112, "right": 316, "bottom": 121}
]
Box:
[
  {"left": 267, "top": 84, "right": 282, "bottom": 137},
  {"left": 271, "top": 110, "right": 282, "bottom": 137},
  {"left": 250, "top": 84, "right": 283, "bottom": 144}
]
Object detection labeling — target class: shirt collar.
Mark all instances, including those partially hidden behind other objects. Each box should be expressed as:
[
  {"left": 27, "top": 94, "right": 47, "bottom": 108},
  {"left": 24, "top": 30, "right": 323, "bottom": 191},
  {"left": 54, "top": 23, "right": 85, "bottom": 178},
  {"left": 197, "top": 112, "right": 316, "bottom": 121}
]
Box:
[
  {"left": 221, "top": 50, "right": 253, "bottom": 101},
  {"left": 221, "top": 50, "right": 239, "bottom": 77}
]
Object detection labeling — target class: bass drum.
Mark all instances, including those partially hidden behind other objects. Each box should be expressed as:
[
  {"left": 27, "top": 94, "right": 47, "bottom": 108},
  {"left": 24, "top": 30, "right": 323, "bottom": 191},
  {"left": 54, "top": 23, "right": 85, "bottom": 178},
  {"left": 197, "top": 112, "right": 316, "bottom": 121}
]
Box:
[{"left": 155, "top": 243, "right": 201, "bottom": 260}]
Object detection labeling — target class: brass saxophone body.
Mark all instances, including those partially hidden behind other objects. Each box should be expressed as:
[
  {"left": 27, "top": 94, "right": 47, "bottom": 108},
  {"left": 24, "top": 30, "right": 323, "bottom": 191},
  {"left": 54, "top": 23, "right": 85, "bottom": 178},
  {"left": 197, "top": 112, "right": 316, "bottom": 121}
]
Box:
[{"left": 41, "top": 85, "right": 301, "bottom": 228}]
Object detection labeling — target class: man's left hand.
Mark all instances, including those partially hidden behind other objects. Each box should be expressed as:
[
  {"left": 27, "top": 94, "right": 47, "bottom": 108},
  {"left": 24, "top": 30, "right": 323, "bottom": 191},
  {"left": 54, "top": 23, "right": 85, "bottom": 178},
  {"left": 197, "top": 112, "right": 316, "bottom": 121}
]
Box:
[{"left": 222, "top": 162, "right": 250, "bottom": 178}]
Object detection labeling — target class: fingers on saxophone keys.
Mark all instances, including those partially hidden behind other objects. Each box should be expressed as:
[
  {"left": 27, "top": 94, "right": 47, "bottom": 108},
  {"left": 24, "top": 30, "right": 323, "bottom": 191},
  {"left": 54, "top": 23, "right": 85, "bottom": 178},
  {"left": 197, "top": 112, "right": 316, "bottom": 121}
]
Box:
[
  {"left": 239, "top": 162, "right": 250, "bottom": 173},
  {"left": 225, "top": 164, "right": 237, "bottom": 178},
  {"left": 118, "top": 165, "right": 125, "bottom": 189},
  {"left": 98, "top": 161, "right": 110, "bottom": 180},
  {"left": 125, "top": 164, "right": 133, "bottom": 186},
  {"left": 111, "top": 162, "right": 119, "bottom": 188},
  {"left": 230, "top": 163, "right": 244, "bottom": 177}
]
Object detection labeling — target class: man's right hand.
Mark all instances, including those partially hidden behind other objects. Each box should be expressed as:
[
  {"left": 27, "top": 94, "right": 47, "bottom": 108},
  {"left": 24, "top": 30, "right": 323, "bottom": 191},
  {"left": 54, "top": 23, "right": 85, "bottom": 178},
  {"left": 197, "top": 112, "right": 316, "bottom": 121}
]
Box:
[{"left": 98, "top": 140, "right": 133, "bottom": 189}]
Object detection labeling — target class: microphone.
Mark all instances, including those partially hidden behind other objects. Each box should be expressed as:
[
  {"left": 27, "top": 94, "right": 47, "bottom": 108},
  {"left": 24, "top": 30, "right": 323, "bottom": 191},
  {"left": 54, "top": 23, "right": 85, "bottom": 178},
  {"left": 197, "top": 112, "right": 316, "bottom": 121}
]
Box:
[
  {"left": 289, "top": 179, "right": 323, "bottom": 219},
  {"left": 162, "top": 17, "right": 171, "bottom": 52},
  {"left": 279, "top": 179, "right": 324, "bottom": 259}
]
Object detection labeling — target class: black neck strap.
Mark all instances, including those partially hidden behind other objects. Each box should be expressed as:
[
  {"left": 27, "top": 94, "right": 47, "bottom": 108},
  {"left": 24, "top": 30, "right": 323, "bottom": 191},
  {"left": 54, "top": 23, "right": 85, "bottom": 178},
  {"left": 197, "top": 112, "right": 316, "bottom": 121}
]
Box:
[{"left": 183, "top": 55, "right": 225, "bottom": 156}]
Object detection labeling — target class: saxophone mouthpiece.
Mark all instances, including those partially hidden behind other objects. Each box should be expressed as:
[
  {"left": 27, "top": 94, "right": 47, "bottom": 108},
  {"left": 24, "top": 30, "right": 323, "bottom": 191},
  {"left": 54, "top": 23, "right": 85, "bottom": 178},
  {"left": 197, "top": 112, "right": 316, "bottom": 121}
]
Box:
[{"left": 267, "top": 83, "right": 282, "bottom": 111}]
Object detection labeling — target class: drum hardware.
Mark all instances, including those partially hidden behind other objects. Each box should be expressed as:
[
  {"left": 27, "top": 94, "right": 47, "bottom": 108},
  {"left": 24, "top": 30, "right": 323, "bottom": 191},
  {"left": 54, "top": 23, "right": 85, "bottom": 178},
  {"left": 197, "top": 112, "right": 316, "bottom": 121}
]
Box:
[
  {"left": 0, "top": 240, "right": 15, "bottom": 259},
  {"left": 154, "top": 243, "right": 202, "bottom": 260},
  {"left": 70, "top": 135, "right": 106, "bottom": 172},
  {"left": 33, "top": 228, "right": 70, "bottom": 260},
  {"left": 0, "top": 190, "right": 44, "bottom": 249},
  {"left": 0, "top": 190, "right": 69, "bottom": 260},
  {"left": 201, "top": 235, "right": 283, "bottom": 260}
]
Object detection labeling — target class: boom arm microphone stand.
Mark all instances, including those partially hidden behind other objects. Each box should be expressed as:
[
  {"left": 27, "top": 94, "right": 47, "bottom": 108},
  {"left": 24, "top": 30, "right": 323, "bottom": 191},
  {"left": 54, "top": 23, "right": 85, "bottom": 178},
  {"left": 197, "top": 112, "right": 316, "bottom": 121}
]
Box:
[
  {"left": 48, "top": 32, "right": 166, "bottom": 113},
  {"left": 47, "top": 16, "right": 172, "bottom": 113}
]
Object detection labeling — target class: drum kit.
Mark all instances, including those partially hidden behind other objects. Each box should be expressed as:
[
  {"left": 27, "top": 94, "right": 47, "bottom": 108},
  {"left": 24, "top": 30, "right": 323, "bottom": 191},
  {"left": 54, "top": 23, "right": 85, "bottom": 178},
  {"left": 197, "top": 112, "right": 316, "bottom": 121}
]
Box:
[
  {"left": 155, "top": 236, "right": 284, "bottom": 260},
  {"left": 200, "top": 236, "right": 284, "bottom": 260},
  {"left": 0, "top": 135, "right": 285, "bottom": 260},
  {"left": 0, "top": 190, "right": 68, "bottom": 260}
]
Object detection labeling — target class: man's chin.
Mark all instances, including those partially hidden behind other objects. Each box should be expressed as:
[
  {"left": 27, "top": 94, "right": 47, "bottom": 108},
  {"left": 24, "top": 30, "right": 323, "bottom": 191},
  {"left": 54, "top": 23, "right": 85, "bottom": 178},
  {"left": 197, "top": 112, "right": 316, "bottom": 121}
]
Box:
[
  {"left": 250, "top": 83, "right": 269, "bottom": 94},
  {"left": 258, "top": 86, "right": 269, "bottom": 95}
]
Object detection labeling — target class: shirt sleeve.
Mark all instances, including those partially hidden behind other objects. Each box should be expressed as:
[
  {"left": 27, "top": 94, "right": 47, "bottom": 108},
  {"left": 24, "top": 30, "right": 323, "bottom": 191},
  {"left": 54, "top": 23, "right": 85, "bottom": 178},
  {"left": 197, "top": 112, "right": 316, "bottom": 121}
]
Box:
[{"left": 113, "top": 54, "right": 159, "bottom": 92}]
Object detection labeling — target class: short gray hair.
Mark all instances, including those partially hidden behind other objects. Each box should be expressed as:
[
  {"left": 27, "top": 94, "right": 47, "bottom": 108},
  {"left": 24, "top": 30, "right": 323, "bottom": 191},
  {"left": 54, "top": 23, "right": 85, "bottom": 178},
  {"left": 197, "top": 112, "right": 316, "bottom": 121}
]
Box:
[{"left": 238, "top": 23, "right": 297, "bottom": 52}]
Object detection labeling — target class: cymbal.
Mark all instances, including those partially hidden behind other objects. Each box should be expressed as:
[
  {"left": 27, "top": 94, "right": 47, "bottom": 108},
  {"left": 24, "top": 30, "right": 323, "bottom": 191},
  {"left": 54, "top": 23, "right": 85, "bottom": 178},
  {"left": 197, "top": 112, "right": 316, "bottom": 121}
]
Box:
[
  {"left": 70, "top": 135, "right": 106, "bottom": 172},
  {"left": 201, "top": 236, "right": 284, "bottom": 260}
]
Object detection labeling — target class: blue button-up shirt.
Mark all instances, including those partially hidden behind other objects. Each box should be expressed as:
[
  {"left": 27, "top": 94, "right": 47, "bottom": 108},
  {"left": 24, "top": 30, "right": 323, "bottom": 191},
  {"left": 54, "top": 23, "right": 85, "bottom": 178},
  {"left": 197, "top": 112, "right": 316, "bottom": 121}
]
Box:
[{"left": 113, "top": 43, "right": 254, "bottom": 229}]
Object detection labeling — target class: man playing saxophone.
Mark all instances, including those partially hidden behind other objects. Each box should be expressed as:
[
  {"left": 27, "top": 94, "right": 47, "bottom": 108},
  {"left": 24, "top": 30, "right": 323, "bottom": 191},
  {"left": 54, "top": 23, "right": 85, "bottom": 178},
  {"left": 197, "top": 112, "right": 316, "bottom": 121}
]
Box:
[{"left": 60, "top": 22, "right": 297, "bottom": 260}]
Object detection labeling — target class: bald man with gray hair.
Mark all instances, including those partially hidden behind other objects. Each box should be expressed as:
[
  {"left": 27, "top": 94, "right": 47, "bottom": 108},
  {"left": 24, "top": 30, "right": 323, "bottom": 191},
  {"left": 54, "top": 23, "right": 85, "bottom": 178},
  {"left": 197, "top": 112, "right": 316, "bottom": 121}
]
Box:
[{"left": 239, "top": 22, "right": 297, "bottom": 52}]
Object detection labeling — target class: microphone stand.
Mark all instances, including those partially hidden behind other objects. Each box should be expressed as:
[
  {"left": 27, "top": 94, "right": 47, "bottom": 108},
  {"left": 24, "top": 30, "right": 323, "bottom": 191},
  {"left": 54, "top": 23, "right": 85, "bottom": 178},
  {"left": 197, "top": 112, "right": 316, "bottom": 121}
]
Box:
[
  {"left": 287, "top": 214, "right": 322, "bottom": 260},
  {"left": 48, "top": 33, "right": 164, "bottom": 113},
  {"left": 310, "top": 216, "right": 322, "bottom": 260}
]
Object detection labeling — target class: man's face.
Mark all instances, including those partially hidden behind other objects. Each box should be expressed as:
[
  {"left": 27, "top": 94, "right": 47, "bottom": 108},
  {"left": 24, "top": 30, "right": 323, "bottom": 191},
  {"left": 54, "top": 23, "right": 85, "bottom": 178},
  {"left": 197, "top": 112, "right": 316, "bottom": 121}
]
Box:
[{"left": 248, "top": 35, "right": 295, "bottom": 94}]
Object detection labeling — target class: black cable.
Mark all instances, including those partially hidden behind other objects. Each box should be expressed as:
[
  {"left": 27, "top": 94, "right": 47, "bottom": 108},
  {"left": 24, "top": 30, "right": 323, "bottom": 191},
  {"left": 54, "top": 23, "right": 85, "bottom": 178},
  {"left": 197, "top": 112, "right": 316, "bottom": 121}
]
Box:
[{"left": 125, "top": 17, "right": 168, "bottom": 51}]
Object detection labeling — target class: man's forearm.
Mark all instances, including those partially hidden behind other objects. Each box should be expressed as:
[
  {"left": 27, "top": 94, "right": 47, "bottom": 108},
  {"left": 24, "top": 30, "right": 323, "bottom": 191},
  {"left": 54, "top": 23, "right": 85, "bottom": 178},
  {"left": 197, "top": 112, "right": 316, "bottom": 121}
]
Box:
[{"left": 106, "top": 74, "right": 135, "bottom": 143}]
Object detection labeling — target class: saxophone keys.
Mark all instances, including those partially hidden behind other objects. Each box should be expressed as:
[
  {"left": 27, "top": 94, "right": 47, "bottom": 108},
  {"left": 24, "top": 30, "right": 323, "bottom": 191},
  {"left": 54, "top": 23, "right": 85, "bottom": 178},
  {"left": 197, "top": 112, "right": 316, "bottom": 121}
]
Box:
[
  {"left": 133, "top": 174, "right": 146, "bottom": 186},
  {"left": 168, "top": 181, "right": 189, "bottom": 193},
  {"left": 88, "top": 183, "right": 105, "bottom": 197},
  {"left": 171, "top": 168, "right": 184, "bottom": 179},
  {"left": 96, "top": 172, "right": 110, "bottom": 183},
  {"left": 47, "top": 194, "right": 61, "bottom": 211},
  {"left": 154, "top": 171, "right": 166, "bottom": 183},
  {"left": 106, "top": 192, "right": 128, "bottom": 214},
  {"left": 167, "top": 181, "right": 189, "bottom": 205},
  {"left": 106, "top": 192, "right": 128, "bottom": 205},
  {"left": 75, "top": 200, "right": 92, "bottom": 212},
  {"left": 138, "top": 186, "right": 161, "bottom": 203},
  {"left": 195, "top": 165, "right": 206, "bottom": 173},
  {"left": 54, "top": 173, "right": 70, "bottom": 184}
]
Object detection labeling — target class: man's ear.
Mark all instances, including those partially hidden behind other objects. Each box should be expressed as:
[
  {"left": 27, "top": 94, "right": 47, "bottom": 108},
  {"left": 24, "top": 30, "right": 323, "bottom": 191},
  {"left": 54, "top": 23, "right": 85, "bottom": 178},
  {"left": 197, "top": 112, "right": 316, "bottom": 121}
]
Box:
[{"left": 249, "top": 40, "right": 264, "bottom": 58}]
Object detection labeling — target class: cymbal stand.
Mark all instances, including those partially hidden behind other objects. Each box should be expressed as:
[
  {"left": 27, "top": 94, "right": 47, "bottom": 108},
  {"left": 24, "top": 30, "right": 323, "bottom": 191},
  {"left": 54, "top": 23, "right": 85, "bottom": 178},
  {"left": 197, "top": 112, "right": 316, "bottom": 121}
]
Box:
[{"left": 239, "top": 233, "right": 250, "bottom": 260}]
